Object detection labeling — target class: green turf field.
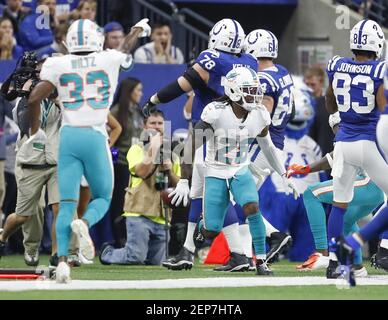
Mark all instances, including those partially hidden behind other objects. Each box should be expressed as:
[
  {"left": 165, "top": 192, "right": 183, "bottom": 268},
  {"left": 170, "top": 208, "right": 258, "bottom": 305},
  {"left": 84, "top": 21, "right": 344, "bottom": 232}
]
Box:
[{"left": 0, "top": 254, "right": 388, "bottom": 299}]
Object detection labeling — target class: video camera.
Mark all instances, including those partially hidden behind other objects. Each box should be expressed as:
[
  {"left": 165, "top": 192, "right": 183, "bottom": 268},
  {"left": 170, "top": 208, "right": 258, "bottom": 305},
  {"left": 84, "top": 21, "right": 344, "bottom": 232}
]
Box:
[{"left": 1, "top": 51, "right": 40, "bottom": 101}]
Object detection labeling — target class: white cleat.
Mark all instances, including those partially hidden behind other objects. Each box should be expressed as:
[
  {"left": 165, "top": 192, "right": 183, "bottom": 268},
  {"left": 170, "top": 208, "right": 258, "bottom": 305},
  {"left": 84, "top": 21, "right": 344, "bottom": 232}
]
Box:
[
  {"left": 296, "top": 252, "right": 330, "bottom": 271},
  {"left": 78, "top": 251, "right": 94, "bottom": 265},
  {"left": 71, "top": 219, "right": 95, "bottom": 260},
  {"left": 55, "top": 261, "right": 71, "bottom": 283},
  {"left": 354, "top": 266, "right": 368, "bottom": 278}
]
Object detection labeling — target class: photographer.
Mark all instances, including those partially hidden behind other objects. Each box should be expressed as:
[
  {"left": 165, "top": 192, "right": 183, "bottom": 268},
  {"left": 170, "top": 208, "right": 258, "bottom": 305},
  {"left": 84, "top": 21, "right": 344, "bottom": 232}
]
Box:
[
  {"left": 99, "top": 110, "right": 181, "bottom": 266},
  {"left": 0, "top": 52, "right": 63, "bottom": 266}
]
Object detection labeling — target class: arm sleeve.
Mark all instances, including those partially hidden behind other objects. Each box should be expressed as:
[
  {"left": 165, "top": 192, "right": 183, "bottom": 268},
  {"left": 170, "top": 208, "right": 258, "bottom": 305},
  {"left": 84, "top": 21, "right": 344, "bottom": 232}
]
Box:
[
  {"left": 195, "top": 49, "right": 219, "bottom": 73},
  {"left": 256, "top": 132, "right": 285, "bottom": 176},
  {"left": 326, "top": 55, "right": 341, "bottom": 82},
  {"left": 258, "top": 73, "right": 278, "bottom": 99}
]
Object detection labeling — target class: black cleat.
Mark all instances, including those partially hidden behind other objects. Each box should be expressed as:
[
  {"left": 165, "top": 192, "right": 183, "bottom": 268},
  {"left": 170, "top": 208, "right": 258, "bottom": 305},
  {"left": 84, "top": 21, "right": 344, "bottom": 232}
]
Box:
[
  {"left": 99, "top": 242, "right": 113, "bottom": 265},
  {"left": 256, "top": 259, "right": 274, "bottom": 275},
  {"left": 266, "top": 232, "right": 292, "bottom": 263},
  {"left": 193, "top": 219, "right": 206, "bottom": 249},
  {"left": 49, "top": 253, "right": 58, "bottom": 267},
  {"left": 326, "top": 259, "right": 341, "bottom": 279},
  {"left": 162, "top": 247, "right": 194, "bottom": 270},
  {"left": 371, "top": 247, "right": 388, "bottom": 271},
  {"left": 213, "top": 252, "right": 249, "bottom": 272}
]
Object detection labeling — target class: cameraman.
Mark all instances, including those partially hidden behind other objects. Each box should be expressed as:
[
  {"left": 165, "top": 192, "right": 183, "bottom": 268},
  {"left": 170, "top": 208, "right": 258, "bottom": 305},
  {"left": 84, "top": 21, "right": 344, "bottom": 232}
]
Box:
[
  {"left": 99, "top": 110, "right": 180, "bottom": 265},
  {"left": 0, "top": 52, "right": 63, "bottom": 266}
]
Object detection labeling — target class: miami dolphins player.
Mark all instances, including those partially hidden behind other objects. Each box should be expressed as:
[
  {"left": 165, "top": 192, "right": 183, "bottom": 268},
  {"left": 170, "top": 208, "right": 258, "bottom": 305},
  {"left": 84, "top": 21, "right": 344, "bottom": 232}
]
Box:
[
  {"left": 325, "top": 19, "right": 388, "bottom": 280},
  {"left": 24, "top": 18, "right": 151, "bottom": 283},
  {"left": 287, "top": 112, "right": 384, "bottom": 276},
  {"left": 237, "top": 29, "right": 298, "bottom": 262},
  {"left": 169, "top": 66, "right": 295, "bottom": 275},
  {"left": 146, "top": 19, "right": 259, "bottom": 272}
]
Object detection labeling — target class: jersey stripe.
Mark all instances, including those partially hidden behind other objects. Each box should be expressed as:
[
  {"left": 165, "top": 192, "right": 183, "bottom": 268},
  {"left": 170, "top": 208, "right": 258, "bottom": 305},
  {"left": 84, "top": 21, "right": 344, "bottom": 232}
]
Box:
[
  {"left": 377, "top": 62, "right": 386, "bottom": 79},
  {"left": 374, "top": 61, "right": 384, "bottom": 78},
  {"left": 329, "top": 55, "right": 341, "bottom": 71},
  {"left": 268, "top": 30, "right": 276, "bottom": 53},
  {"left": 78, "top": 19, "right": 84, "bottom": 46},
  {"left": 358, "top": 19, "right": 368, "bottom": 45},
  {"left": 258, "top": 72, "right": 279, "bottom": 90}
]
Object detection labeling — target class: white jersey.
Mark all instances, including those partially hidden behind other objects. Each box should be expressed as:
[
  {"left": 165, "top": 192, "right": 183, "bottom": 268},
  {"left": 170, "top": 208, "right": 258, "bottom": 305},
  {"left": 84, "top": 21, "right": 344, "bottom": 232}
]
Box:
[
  {"left": 201, "top": 100, "right": 271, "bottom": 179},
  {"left": 271, "top": 135, "right": 321, "bottom": 194},
  {"left": 40, "top": 49, "right": 133, "bottom": 129}
]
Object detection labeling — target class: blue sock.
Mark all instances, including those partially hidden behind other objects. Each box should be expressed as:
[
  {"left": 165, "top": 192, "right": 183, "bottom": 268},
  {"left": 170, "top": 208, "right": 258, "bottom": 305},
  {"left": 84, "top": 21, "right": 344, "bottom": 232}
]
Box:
[
  {"left": 56, "top": 201, "right": 77, "bottom": 257},
  {"left": 358, "top": 204, "right": 388, "bottom": 244},
  {"left": 328, "top": 205, "right": 346, "bottom": 251},
  {"left": 247, "top": 212, "right": 266, "bottom": 256},
  {"left": 188, "top": 198, "right": 202, "bottom": 223},
  {"left": 345, "top": 234, "right": 362, "bottom": 251}
]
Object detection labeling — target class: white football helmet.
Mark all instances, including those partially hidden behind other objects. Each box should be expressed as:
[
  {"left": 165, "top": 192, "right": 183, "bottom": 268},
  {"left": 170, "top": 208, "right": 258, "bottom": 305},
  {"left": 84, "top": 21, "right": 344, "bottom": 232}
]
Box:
[
  {"left": 350, "top": 19, "right": 385, "bottom": 59},
  {"left": 208, "top": 18, "right": 245, "bottom": 54},
  {"left": 243, "top": 29, "right": 278, "bottom": 59},
  {"left": 221, "top": 66, "right": 263, "bottom": 111},
  {"left": 66, "top": 19, "right": 104, "bottom": 54}
]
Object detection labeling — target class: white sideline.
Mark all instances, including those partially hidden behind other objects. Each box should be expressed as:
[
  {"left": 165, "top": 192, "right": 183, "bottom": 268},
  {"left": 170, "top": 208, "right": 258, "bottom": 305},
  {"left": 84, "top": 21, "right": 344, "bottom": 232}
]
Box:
[{"left": 1, "top": 276, "right": 388, "bottom": 291}]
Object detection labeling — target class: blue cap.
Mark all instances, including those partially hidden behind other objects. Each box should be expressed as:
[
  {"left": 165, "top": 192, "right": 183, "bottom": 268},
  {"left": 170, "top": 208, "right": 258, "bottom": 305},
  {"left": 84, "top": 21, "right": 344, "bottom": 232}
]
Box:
[{"left": 104, "top": 21, "right": 124, "bottom": 34}]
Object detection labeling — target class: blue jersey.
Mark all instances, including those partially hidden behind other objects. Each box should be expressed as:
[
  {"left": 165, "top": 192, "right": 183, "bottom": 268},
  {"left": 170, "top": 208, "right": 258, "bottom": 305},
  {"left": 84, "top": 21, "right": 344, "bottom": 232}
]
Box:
[
  {"left": 258, "top": 64, "right": 294, "bottom": 150},
  {"left": 326, "top": 56, "right": 385, "bottom": 142},
  {"left": 384, "top": 64, "right": 388, "bottom": 114},
  {"left": 191, "top": 49, "right": 258, "bottom": 124}
]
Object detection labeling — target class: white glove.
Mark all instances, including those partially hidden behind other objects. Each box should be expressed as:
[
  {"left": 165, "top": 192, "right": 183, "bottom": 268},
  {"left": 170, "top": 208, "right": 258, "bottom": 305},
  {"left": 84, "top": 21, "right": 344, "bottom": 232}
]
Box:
[
  {"left": 132, "top": 18, "right": 151, "bottom": 38},
  {"left": 249, "top": 163, "right": 271, "bottom": 188},
  {"left": 329, "top": 111, "right": 341, "bottom": 130},
  {"left": 168, "top": 179, "right": 190, "bottom": 207},
  {"left": 27, "top": 128, "right": 47, "bottom": 144},
  {"left": 281, "top": 176, "right": 300, "bottom": 200}
]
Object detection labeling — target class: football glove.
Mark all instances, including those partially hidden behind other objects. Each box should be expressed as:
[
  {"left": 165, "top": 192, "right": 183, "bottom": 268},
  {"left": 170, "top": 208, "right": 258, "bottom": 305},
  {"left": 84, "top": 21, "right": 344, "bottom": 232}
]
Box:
[
  {"left": 281, "top": 176, "right": 300, "bottom": 200},
  {"left": 168, "top": 179, "right": 190, "bottom": 207},
  {"left": 132, "top": 18, "right": 151, "bottom": 38},
  {"left": 286, "top": 164, "right": 311, "bottom": 178}
]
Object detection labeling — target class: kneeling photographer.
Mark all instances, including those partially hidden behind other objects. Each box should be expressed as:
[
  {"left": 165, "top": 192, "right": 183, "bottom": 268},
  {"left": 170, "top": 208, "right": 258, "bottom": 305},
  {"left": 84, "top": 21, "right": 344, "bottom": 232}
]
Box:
[
  {"left": 0, "top": 52, "right": 75, "bottom": 266},
  {"left": 99, "top": 110, "right": 181, "bottom": 266}
]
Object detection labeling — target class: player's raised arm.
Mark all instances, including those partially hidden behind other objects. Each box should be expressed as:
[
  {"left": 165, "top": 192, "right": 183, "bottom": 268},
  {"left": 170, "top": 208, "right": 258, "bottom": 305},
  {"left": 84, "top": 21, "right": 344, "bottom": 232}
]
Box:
[
  {"left": 142, "top": 62, "right": 209, "bottom": 117},
  {"left": 119, "top": 18, "right": 152, "bottom": 54}
]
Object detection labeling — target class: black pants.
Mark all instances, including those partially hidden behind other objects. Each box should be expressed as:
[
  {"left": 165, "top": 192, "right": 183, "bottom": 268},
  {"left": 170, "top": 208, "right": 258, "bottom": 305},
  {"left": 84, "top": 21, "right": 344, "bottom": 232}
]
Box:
[{"left": 109, "top": 163, "right": 130, "bottom": 247}]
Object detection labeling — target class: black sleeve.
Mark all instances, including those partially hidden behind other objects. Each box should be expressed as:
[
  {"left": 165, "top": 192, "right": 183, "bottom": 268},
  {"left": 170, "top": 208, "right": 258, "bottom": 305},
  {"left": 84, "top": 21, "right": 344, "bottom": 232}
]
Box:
[{"left": 182, "top": 67, "right": 207, "bottom": 90}]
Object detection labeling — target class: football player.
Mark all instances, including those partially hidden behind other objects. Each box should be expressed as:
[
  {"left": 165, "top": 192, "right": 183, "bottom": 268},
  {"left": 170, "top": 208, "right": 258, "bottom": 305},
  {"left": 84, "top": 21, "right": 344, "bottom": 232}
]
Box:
[
  {"left": 170, "top": 66, "right": 295, "bottom": 274},
  {"left": 325, "top": 19, "right": 388, "bottom": 280},
  {"left": 20, "top": 18, "right": 151, "bottom": 282}
]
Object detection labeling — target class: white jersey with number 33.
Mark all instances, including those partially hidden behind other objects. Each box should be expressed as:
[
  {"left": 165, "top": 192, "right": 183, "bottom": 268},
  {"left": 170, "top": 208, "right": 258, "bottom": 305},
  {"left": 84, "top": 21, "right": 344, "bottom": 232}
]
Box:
[
  {"left": 40, "top": 49, "right": 133, "bottom": 128},
  {"left": 201, "top": 100, "right": 271, "bottom": 179}
]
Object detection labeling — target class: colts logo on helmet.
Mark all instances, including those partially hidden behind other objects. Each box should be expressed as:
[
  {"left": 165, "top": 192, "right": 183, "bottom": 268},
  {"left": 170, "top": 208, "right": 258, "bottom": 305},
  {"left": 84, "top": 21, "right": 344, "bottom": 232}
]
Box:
[
  {"left": 212, "top": 22, "right": 224, "bottom": 35},
  {"left": 247, "top": 32, "right": 259, "bottom": 45}
]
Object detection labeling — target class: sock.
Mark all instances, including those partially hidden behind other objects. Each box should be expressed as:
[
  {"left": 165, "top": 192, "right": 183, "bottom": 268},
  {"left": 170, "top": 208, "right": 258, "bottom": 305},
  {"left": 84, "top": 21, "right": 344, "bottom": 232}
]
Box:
[
  {"left": 358, "top": 204, "right": 388, "bottom": 244},
  {"left": 345, "top": 233, "right": 363, "bottom": 251},
  {"left": 56, "top": 201, "right": 78, "bottom": 257},
  {"left": 328, "top": 205, "right": 346, "bottom": 251},
  {"left": 188, "top": 198, "right": 202, "bottom": 223},
  {"left": 380, "top": 239, "right": 388, "bottom": 249},
  {"left": 239, "top": 224, "right": 253, "bottom": 258},
  {"left": 303, "top": 187, "right": 328, "bottom": 250},
  {"left": 262, "top": 216, "right": 278, "bottom": 237},
  {"left": 329, "top": 251, "right": 338, "bottom": 261},
  {"left": 347, "top": 223, "right": 362, "bottom": 265},
  {"left": 183, "top": 222, "right": 196, "bottom": 253},
  {"left": 247, "top": 212, "right": 266, "bottom": 256},
  {"left": 223, "top": 223, "right": 244, "bottom": 255}
]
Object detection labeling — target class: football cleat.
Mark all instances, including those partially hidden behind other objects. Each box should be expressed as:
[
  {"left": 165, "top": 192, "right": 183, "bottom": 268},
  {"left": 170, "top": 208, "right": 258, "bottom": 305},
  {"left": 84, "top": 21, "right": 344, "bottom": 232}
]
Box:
[
  {"left": 213, "top": 252, "right": 249, "bottom": 272},
  {"left": 24, "top": 251, "right": 39, "bottom": 267},
  {"left": 193, "top": 219, "right": 206, "bottom": 249},
  {"left": 326, "top": 259, "right": 342, "bottom": 279},
  {"left": 56, "top": 261, "right": 71, "bottom": 283},
  {"left": 248, "top": 257, "right": 256, "bottom": 271},
  {"left": 266, "top": 232, "right": 292, "bottom": 263},
  {"left": 371, "top": 246, "right": 388, "bottom": 271},
  {"left": 71, "top": 219, "right": 95, "bottom": 260},
  {"left": 68, "top": 254, "right": 81, "bottom": 267},
  {"left": 328, "top": 237, "right": 356, "bottom": 286},
  {"left": 162, "top": 247, "right": 194, "bottom": 270},
  {"left": 99, "top": 242, "right": 114, "bottom": 266},
  {"left": 353, "top": 266, "right": 368, "bottom": 278},
  {"left": 256, "top": 259, "right": 274, "bottom": 276},
  {"left": 296, "top": 252, "right": 330, "bottom": 271},
  {"left": 49, "top": 253, "right": 58, "bottom": 267}
]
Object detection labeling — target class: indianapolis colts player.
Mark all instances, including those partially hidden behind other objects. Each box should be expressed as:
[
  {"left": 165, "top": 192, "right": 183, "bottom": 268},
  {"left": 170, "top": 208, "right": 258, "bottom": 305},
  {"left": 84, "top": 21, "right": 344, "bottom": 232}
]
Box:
[
  {"left": 325, "top": 19, "right": 388, "bottom": 280},
  {"left": 20, "top": 18, "right": 151, "bottom": 283}
]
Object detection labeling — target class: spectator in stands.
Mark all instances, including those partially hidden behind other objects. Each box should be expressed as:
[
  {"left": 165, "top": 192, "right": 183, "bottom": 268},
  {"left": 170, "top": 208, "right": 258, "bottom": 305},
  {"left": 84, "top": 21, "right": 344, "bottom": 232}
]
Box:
[
  {"left": 36, "top": 23, "right": 68, "bottom": 60},
  {"left": 72, "top": 0, "right": 96, "bottom": 22},
  {"left": 134, "top": 21, "right": 184, "bottom": 64},
  {"left": 103, "top": 21, "right": 124, "bottom": 50},
  {"left": 99, "top": 111, "right": 181, "bottom": 265},
  {"left": 109, "top": 77, "right": 144, "bottom": 247},
  {"left": 305, "top": 66, "right": 334, "bottom": 160},
  {"left": 0, "top": 17, "right": 22, "bottom": 59},
  {"left": 1, "top": 0, "right": 30, "bottom": 36},
  {"left": 18, "top": 0, "right": 54, "bottom": 52}
]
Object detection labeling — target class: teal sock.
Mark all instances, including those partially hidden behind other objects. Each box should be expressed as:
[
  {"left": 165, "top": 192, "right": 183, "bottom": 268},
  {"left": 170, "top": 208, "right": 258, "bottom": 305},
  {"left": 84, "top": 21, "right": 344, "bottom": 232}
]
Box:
[
  {"left": 303, "top": 188, "right": 328, "bottom": 251},
  {"left": 247, "top": 212, "right": 266, "bottom": 256},
  {"left": 56, "top": 201, "right": 78, "bottom": 257}
]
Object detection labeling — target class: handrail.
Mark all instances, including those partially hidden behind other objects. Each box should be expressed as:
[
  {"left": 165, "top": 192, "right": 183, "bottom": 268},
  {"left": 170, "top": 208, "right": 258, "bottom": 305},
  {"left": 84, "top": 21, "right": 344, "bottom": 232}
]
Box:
[{"left": 179, "top": 8, "right": 214, "bottom": 29}]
